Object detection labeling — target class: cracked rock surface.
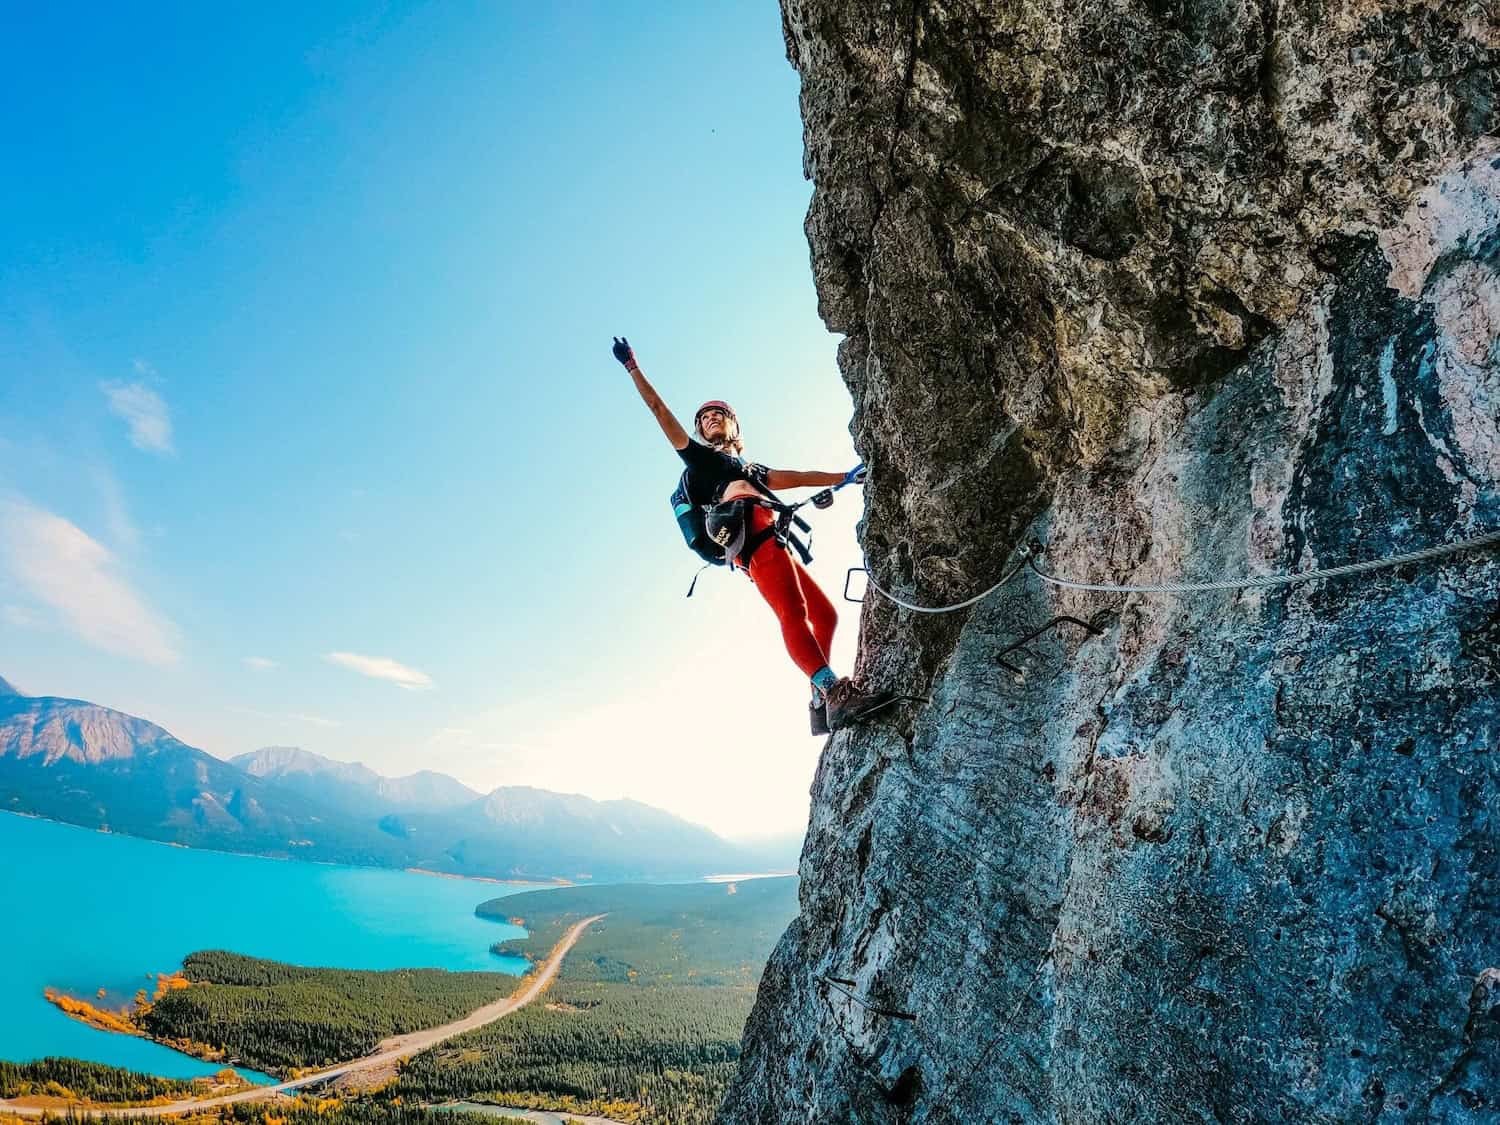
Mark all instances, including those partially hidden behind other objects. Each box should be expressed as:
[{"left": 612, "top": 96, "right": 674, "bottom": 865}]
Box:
[{"left": 719, "top": 2, "right": 1499, "bottom": 1122}]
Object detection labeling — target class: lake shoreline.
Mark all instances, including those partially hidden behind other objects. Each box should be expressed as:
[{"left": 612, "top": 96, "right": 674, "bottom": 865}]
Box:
[
  {"left": 0, "top": 812, "right": 532, "bottom": 1083},
  {"left": 0, "top": 809, "right": 567, "bottom": 888},
  {"left": 42, "top": 981, "right": 273, "bottom": 1083},
  {"left": 405, "top": 867, "right": 571, "bottom": 887}
]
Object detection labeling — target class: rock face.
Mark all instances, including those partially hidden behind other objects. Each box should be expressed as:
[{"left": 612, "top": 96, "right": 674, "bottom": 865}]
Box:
[
  {"left": 0, "top": 688, "right": 193, "bottom": 766},
  {"left": 720, "top": 2, "right": 1499, "bottom": 1122}
]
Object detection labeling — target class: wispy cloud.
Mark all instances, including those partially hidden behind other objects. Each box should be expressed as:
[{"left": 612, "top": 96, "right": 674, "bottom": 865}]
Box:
[
  {"left": 2, "top": 604, "right": 45, "bottom": 629},
  {"left": 324, "top": 651, "right": 433, "bottom": 691},
  {"left": 228, "top": 704, "right": 340, "bottom": 728},
  {"left": 92, "top": 467, "right": 140, "bottom": 551},
  {"left": 294, "top": 713, "right": 341, "bottom": 728},
  {"left": 0, "top": 498, "right": 180, "bottom": 665},
  {"left": 244, "top": 656, "right": 278, "bottom": 670},
  {"left": 102, "top": 370, "right": 173, "bottom": 454}
]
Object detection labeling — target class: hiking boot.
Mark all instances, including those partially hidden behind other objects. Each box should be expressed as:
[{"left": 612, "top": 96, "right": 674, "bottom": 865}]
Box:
[
  {"left": 824, "top": 678, "right": 896, "bottom": 732},
  {"left": 810, "top": 696, "right": 830, "bottom": 736}
]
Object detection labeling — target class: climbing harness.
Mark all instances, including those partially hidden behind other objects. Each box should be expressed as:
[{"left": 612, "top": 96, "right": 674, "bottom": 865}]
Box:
[
  {"left": 755, "top": 468, "right": 865, "bottom": 562},
  {"left": 680, "top": 467, "right": 864, "bottom": 597},
  {"left": 675, "top": 478, "right": 815, "bottom": 595},
  {"left": 847, "top": 527, "right": 1500, "bottom": 613},
  {"left": 748, "top": 493, "right": 816, "bottom": 567}
]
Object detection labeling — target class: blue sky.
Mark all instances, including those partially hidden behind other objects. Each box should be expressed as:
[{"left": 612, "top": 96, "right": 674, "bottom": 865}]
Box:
[{"left": 0, "top": 2, "right": 868, "bottom": 837}]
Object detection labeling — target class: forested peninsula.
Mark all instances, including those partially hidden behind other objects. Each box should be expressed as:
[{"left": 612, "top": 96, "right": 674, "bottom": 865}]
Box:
[{"left": 46, "top": 954, "right": 519, "bottom": 1077}]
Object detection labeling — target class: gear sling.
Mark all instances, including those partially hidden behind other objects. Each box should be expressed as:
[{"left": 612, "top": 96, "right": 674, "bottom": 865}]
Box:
[{"left": 671, "top": 471, "right": 813, "bottom": 589}]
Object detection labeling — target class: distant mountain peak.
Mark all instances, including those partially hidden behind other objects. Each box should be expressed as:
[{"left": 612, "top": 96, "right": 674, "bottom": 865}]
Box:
[
  {"left": 232, "top": 746, "right": 374, "bottom": 780},
  {"left": 230, "top": 746, "right": 481, "bottom": 814},
  {"left": 0, "top": 675, "right": 21, "bottom": 697}
]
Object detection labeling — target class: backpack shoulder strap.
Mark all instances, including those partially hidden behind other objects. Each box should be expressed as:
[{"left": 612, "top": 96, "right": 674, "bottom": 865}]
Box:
[{"left": 670, "top": 468, "right": 692, "bottom": 508}]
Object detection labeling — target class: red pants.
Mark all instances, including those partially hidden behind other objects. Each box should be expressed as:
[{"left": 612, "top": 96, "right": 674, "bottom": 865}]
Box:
[{"left": 742, "top": 505, "right": 838, "bottom": 679}]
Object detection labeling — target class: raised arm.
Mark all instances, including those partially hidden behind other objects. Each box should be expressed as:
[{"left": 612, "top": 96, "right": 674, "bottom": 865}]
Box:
[{"left": 612, "top": 337, "right": 690, "bottom": 450}]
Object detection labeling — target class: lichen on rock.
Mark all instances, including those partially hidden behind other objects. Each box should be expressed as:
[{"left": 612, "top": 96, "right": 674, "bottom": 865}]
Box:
[{"left": 721, "top": 2, "right": 1499, "bottom": 1122}]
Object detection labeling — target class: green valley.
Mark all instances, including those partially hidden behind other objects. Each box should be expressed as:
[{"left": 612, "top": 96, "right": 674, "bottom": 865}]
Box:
[
  {"left": 483, "top": 878, "right": 797, "bottom": 987},
  {"left": 398, "top": 877, "right": 800, "bottom": 1124}
]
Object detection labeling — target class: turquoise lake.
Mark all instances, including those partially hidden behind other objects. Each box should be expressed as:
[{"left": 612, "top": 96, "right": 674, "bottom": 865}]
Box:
[{"left": 0, "top": 812, "right": 539, "bottom": 1083}]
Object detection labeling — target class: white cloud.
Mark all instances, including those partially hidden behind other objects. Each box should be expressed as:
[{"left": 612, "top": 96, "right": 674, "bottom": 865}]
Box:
[
  {"left": 102, "top": 378, "right": 173, "bottom": 454},
  {"left": 324, "top": 651, "right": 433, "bottom": 690},
  {"left": 244, "top": 656, "right": 278, "bottom": 670},
  {"left": 0, "top": 498, "right": 180, "bottom": 665}
]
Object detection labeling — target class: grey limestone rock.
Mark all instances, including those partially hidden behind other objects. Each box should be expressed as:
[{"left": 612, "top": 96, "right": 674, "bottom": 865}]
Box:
[{"left": 720, "top": 1, "right": 1500, "bottom": 1122}]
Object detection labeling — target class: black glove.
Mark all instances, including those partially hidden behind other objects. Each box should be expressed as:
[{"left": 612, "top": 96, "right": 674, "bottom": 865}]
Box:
[{"left": 612, "top": 336, "right": 637, "bottom": 369}]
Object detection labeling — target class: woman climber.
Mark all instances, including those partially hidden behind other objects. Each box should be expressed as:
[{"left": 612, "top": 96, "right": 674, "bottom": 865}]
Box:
[{"left": 611, "top": 335, "right": 892, "bottom": 734}]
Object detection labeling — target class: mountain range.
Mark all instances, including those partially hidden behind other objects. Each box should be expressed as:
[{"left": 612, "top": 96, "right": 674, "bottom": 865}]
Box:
[
  {"left": 0, "top": 675, "right": 772, "bottom": 880},
  {"left": 231, "top": 745, "right": 481, "bottom": 815}
]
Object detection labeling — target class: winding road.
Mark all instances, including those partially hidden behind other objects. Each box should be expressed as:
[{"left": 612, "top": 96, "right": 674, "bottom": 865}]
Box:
[{"left": 0, "top": 914, "right": 607, "bottom": 1119}]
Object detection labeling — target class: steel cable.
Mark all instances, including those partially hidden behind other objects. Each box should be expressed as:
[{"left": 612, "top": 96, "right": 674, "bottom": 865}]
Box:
[
  {"left": 856, "top": 554, "right": 1033, "bottom": 614},
  {"left": 1028, "top": 527, "right": 1500, "bottom": 595},
  {"left": 855, "top": 528, "right": 1500, "bottom": 612}
]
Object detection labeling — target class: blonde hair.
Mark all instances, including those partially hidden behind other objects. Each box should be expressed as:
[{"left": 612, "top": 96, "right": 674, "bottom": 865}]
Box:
[{"left": 708, "top": 430, "right": 744, "bottom": 456}]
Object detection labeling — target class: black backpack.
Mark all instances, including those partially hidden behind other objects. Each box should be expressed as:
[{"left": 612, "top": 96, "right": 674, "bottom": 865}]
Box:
[{"left": 671, "top": 470, "right": 728, "bottom": 567}]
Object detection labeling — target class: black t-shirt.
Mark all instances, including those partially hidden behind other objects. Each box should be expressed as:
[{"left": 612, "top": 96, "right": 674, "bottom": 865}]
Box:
[{"left": 675, "top": 439, "right": 763, "bottom": 509}]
